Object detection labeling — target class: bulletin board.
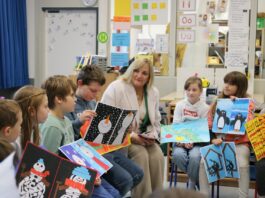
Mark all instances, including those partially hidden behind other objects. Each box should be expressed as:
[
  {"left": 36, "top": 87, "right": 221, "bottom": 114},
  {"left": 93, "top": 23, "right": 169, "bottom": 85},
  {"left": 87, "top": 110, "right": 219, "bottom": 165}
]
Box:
[{"left": 43, "top": 8, "right": 98, "bottom": 77}]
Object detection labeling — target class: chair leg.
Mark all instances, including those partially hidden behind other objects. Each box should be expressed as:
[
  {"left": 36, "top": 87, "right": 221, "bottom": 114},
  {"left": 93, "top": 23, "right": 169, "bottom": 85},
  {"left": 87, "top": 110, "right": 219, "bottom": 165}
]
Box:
[
  {"left": 217, "top": 180, "right": 220, "bottom": 198},
  {"left": 211, "top": 182, "right": 215, "bottom": 198},
  {"left": 254, "top": 184, "right": 257, "bottom": 198},
  {"left": 169, "top": 163, "right": 174, "bottom": 188},
  {"left": 174, "top": 164, "right": 177, "bottom": 187}
]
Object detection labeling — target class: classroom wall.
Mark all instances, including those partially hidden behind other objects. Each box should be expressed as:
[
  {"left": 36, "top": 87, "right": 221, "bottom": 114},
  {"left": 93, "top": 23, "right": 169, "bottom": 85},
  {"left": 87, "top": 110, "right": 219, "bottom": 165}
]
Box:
[
  {"left": 25, "top": 0, "right": 265, "bottom": 100},
  {"left": 26, "top": 0, "right": 110, "bottom": 86}
]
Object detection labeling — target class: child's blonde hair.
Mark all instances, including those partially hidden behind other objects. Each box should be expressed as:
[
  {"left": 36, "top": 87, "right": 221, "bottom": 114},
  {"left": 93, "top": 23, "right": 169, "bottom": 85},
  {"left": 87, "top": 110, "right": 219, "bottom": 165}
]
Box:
[
  {"left": 13, "top": 86, "right": 46, "bottom": 149},
  {"left": 0, "top": 99, "right": 21, "bottom": 132}
]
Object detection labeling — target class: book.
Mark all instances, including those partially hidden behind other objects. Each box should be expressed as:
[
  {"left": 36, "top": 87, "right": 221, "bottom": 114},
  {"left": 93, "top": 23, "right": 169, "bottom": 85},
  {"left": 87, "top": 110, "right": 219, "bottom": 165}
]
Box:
[
  {"left": 160, "top": 118, "right": 210, "bottom": 144},
  {"left": 59, "top": 139, "right": 113, "bottom": 176},
  {"left": 84, "top": 102, "right": 137, "bottom": 145},
  {"left": 16, "top": 143, "right": 97, "bottom": 198},
  {"left": 200, "top": 142, "right": 239, "bottom": 183},
  {"left": 245, "top": 114, "right": 265, "bottom": 161},
  {"left": 212, "top": 98, "right": 253, "bottom": 135}
]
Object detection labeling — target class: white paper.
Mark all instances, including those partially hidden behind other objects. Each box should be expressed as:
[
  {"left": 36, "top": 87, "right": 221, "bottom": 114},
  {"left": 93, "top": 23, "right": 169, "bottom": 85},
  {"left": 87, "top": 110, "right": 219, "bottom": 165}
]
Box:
[
  {"left": 155, "top": 34, "right": 168, "bottom": 53},
  {"left": 136, "top": 38, "right": 154, "bottom": 53}
]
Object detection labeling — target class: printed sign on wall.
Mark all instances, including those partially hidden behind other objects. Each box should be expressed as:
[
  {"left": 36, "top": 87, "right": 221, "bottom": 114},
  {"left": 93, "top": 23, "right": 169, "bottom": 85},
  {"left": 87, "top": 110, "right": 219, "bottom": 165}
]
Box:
[
  {"left": 177, "top": 30, "right": 195, "bottom": 43},
  {"left": 178, "top": 14, "right": 196, "bottom": 27},
  {"left": 177, "top": 0, "right": 196, "bottom": 11}
]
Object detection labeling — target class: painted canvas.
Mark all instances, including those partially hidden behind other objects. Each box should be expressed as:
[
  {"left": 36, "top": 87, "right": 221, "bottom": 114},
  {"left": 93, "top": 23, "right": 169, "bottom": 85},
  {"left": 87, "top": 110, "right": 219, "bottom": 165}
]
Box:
[
  {"left": 161, "top": 118, "right": 210, "bottom": 144},
  {"left": 16, "top": 143, "right": 97, "bottom": 198},
  {"left": 59, "top": 139, "right": 113, "bottom": 176},
  {"left": 245, "top": 114, "right": 265, "bottom": 161},
  {"left": 212, "top": 98, "right": 252, "bottom": 135},
  {"left": 84, "top": 102, "right": 136, "bottom": 145},
  {"left": 200, "top": 142, "right": 239, "bottom": 183}
]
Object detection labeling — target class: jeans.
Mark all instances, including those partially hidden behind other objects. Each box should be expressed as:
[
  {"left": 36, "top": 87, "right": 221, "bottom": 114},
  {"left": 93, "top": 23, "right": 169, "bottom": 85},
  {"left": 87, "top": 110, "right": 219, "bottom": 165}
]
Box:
[
  {"left": 92, "top": 179, "right": 121, "bottom": 198},
  {"left": 172, "top": 145, "right": 201, "bottom": 182},
  {"left": 102, "top": 150, "right": 144, "bottom": 196}
]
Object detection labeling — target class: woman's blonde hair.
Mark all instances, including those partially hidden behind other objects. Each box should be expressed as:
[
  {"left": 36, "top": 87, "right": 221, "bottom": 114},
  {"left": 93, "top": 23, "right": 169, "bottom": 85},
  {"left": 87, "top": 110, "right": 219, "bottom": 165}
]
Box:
[{"left": 121, "top": 58, "right": 154, "bottom": 88}]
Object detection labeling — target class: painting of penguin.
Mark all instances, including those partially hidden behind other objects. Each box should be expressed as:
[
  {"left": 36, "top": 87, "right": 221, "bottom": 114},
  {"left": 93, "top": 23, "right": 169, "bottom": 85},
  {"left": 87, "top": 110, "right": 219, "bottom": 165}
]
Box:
[
  {"left": 216, "top": 108, "right": 230, "bottom": 130},
  {"left": 230, "top": 113, "right": 246, "bottom": 132}
]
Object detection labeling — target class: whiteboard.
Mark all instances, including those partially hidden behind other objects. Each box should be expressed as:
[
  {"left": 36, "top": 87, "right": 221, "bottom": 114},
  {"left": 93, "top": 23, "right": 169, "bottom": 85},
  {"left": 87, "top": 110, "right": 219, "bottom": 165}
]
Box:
[{"left": 44, "top": 8, "right": 98, "bottom": 77}]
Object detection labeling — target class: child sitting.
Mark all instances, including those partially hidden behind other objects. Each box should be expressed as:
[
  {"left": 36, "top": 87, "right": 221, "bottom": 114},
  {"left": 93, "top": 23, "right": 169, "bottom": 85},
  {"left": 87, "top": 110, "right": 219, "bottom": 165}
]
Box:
[{"left": 172, "top": 76, "right": 209, "bottom": 190}]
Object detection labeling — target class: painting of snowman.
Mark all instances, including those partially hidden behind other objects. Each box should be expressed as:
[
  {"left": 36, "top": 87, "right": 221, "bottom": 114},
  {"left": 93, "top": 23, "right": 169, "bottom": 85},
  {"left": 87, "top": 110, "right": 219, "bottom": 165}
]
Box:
[
  {"left": 94, "top": 115, "right": 112, "bottom": 144},
  {"left": 19, "top": 158, "right": 50, "bottom": 198},
  {"left": 59, "top": 166, "right": 91, "bottom": 198},
  {"left": 111, "top": 111, "right": 134, "bottom": 145}
]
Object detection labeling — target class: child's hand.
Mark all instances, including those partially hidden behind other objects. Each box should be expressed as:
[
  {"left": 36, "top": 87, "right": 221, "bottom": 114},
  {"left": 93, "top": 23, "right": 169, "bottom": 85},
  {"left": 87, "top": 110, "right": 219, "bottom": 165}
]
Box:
[
  {"left": 184, "top": 143, "right": 193, "bottom": 149},
  {"left": 212, "top": 138, "right": 223, "bottom": 145},
  {"left": 126, "top": 125, "right": 133, "bottom": 134},
  {"left": 79, "top": 110, "right": 97, "bottom": 123},
  {"left": 230, "top": 96, "right": 237, "bottom": 101},
  {"left": 94, "top": 177, "right": 101, "bottom": 186}
]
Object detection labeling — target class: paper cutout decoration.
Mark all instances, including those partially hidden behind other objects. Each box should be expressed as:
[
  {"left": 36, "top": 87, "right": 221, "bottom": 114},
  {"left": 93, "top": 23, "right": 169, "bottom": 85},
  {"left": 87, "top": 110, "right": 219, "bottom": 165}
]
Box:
[
  {"left": 212, "top": 98, "right": 252, "bottom": 135},
  {"left": 245, "top": 114, "right": 265, "bottom": 161},
  {"left": 200, "top": 142, "right": 239, "bottom": 183},
  {"left": 16, "top": 143, "right": 97, "bottom": 198},
  {"left": 84, "top": 102, "right": 137, "bottom": 145},
  {"left": 161, "top": 118, "right": 210, "bottom": 144},
  {"left": 59, "top": 139, "right": 113, "bottom": 176}
]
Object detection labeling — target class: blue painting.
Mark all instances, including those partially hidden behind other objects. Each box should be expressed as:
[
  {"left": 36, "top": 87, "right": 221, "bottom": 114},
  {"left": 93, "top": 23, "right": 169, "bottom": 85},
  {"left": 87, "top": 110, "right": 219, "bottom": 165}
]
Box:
[
  {"left": 212, "top": 98, "right": 251, "bottom": 135},
  {"left": 200, "top": 142, "right": 239, "bottom": 183},
  {"left": 221, "top": 142, "right": 239, "bottom": 178},
  {"left": 59, "top": 139, "right": 113, "bottom": 176},
  {"left": 161, "top": 118, "right": 210, "bottom": 144}
]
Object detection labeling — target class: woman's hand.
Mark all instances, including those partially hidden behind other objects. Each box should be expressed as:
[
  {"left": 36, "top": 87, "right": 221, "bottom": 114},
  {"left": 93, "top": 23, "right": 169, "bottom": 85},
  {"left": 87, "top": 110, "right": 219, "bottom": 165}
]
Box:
[
  {"left": 212, "top": 138, "right": 223, "bottom": 145},
  {"left": 130, "top": 132, "right": 154, "bottom": 146},
  {"left": 79, "top": 110, "right": 97, "bottom": 123}
]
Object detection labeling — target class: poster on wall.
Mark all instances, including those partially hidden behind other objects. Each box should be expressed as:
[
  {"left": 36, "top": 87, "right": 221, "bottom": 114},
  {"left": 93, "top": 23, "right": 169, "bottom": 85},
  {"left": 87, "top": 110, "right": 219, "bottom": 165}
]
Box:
[
  {"left": 226, "top": 0, "right": 250, "bottom": 67},
  {"left": 131, "top": 0, "right": 168, "bottom": 25},
  {"left": 111, "top": 30, "right": 129, "bottom": 67},
  {"left": 136, "top": 38, "right": 154, "bottom": 53}
]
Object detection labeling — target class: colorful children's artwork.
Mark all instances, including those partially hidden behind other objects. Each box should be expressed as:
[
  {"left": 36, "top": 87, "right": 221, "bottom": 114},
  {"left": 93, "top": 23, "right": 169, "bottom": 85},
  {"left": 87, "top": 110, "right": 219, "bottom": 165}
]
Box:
[
  {"left": 16, "top": 143, "right": 97, "bottom": 198},
  {"left": 160, "top": 118, "right": 210, "bottom": 144},
  {"left": 59, "top": 139, "right": 113, "bottom": 176},
  {"left": 84, "top": 102, "right": 137, "bottom": 145},
  {"left": 200, "top": 142, "right": 239, "bottom": 183},
  {"left": 88, "top": 134, "right": 131, "bottom": 155},
  {"left": 212, "top": 98, "right": 252, "bottom": 135},
  {"left": 245, "top": 114, "right": 265, "bottom": 161},
  {"left": 80, "top": 122, "right": 132, "bottom": 154}
]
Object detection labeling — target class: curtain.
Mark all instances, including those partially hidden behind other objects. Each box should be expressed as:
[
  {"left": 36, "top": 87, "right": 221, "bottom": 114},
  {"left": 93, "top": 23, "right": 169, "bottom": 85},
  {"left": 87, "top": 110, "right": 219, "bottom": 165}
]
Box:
[{"left": 0, "top": 0, "right": 29, "bottom": 89}]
